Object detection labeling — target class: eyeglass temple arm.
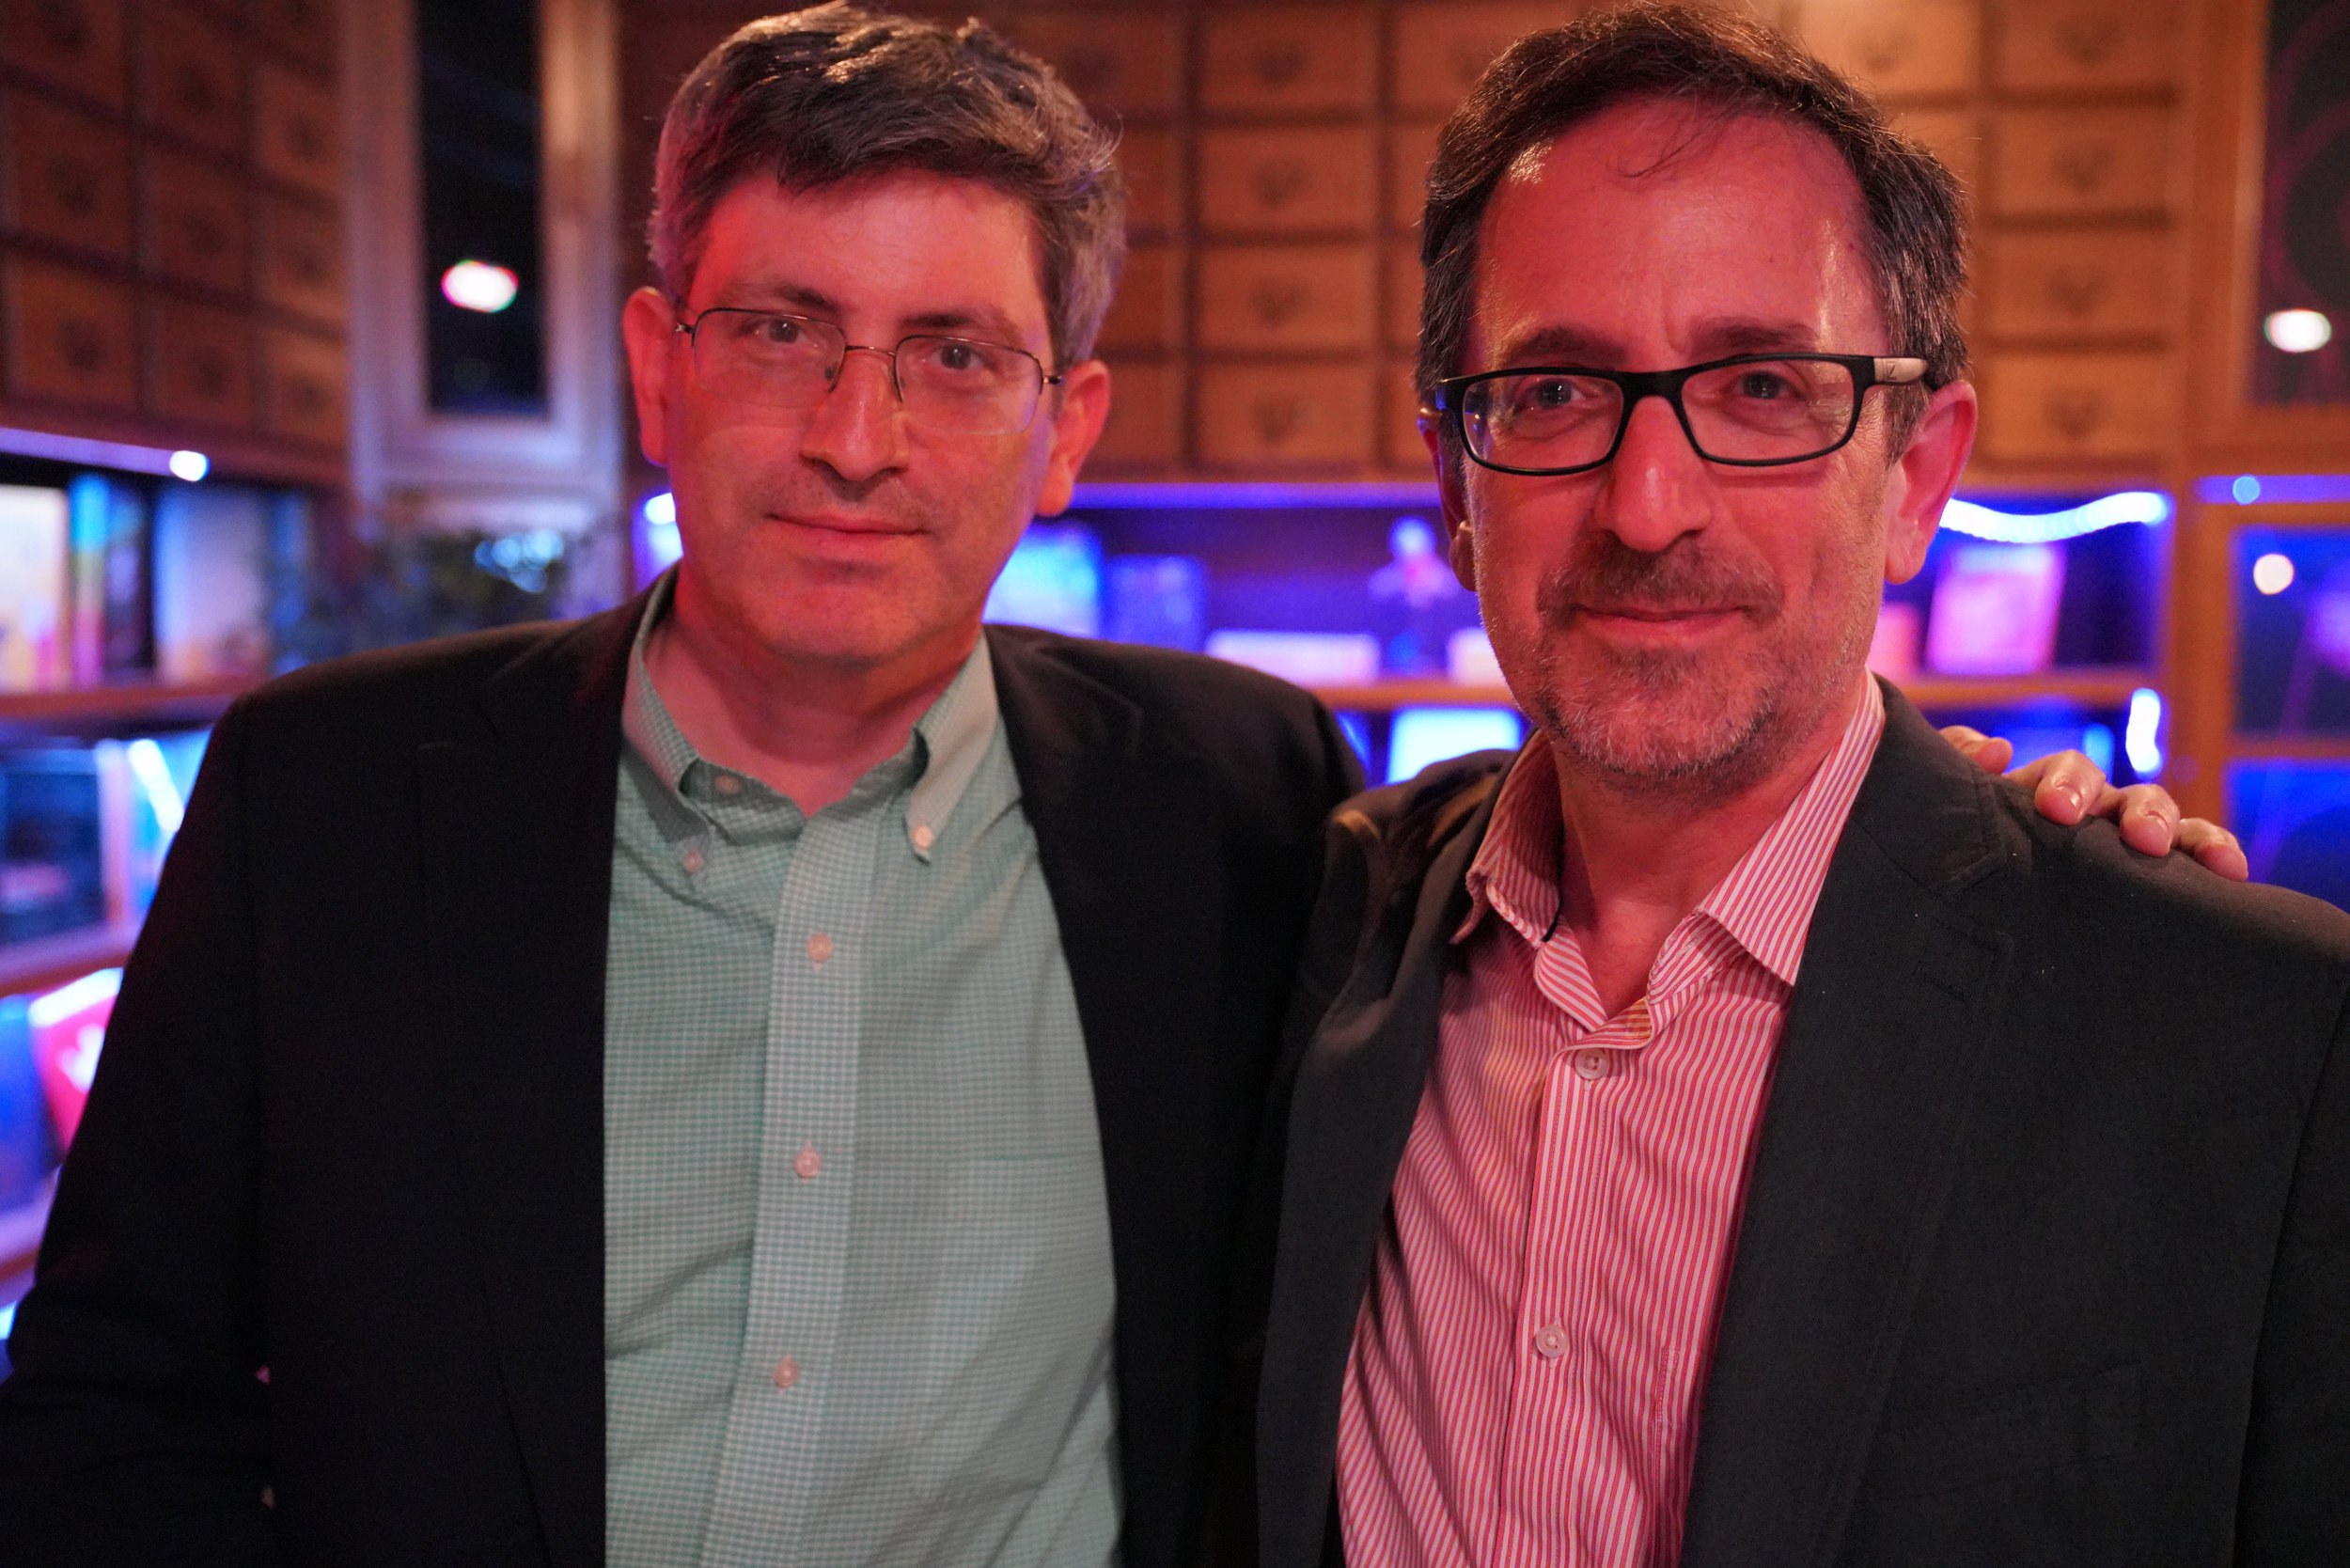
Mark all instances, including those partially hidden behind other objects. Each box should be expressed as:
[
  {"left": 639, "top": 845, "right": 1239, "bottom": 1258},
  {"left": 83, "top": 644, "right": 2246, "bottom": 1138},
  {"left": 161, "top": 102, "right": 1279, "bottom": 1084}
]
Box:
[{"left": 1873, "top": 356, "right": 1929, "bottom": 384}]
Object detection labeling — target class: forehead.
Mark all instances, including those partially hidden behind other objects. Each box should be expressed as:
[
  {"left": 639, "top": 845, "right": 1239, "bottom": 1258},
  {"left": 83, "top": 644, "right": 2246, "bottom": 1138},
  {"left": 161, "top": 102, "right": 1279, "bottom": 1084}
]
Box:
[
  {"left": 686, "top": 170, "right": 1049, "bottom": 342},
  {"left": 1469, "top": 101, "right": 1884, "bottom": 367}
]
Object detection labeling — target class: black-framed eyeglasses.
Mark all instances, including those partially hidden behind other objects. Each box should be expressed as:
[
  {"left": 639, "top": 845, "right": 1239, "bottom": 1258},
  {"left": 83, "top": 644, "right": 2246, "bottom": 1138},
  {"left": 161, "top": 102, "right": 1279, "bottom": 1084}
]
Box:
[
  {"left": 1434, "top": 353, "right": 1929, "bottom": 477},
  {"left": 673, "top": 306, "right": 1064, "bottom": 436}
]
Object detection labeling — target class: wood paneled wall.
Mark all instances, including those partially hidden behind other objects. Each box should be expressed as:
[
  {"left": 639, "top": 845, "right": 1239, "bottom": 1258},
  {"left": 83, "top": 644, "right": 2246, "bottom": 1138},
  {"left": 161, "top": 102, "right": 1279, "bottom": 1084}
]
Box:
[
  {"left": 0, "top": 0, "right": 348, "bottom": 483},
  {"left": 618, "top": 0, "right": 2211, "bottom": 487}
]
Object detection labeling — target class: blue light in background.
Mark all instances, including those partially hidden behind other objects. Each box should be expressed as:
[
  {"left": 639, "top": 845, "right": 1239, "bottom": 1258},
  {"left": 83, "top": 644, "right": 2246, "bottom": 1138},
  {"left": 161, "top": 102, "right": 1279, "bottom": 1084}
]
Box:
[
  {"left": 640, "top": 492, "right": 682, "bottom": 573},
  {"left": 1937, "top": 491, "right": 2170, "bottom": 544},
  {"left": 2201, "top": 474, "right": 2350, "bottom": 506},
  {"left": 1386, "top": 707, "right": 1522, "bottom": 784}
]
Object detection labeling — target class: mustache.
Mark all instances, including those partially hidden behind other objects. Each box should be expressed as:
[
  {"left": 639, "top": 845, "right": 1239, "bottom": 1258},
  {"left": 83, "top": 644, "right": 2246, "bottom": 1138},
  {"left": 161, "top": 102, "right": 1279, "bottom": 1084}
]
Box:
[{"left": 1533, "top": 534, "right": 1783, "bottom": 624}]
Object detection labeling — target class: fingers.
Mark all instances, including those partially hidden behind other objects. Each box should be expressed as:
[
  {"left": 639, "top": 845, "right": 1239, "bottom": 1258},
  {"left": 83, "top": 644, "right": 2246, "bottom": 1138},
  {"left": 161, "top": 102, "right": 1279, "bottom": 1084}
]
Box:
[
  {"left": 2111, "top": 782, "right": 2183, "bottom": 857},
  {"left": 2179, "top": 818, "right": 2250, "bottom": 882},
  {"left": 1940, "top": 725, "right": 2014, "bottom": 775},
  {"left": 2019, "top": 749, "right": 2103, "bottom": 825}
]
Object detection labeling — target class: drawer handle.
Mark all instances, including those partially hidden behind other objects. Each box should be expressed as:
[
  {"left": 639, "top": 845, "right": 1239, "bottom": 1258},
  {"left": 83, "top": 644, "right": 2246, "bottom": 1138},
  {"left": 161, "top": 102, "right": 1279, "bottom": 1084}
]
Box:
[
  {"left": 2053, "top": 14, "right": 2123, "bottom": 66},
  {"left": 36, "top": 0, "right": 92, "bottom": 56},
  {"left": 1252, "top": 40, "right": 1308, "bottom": 89},
  {"left": 2052, "top": 141, "right": 2115, "bottom": 195},
  {"left": 2044, "top": 387, "right": 2107, "bottom": 440},
  {"left": 1854, "top": 24, "right": 1915, "bottom": 73},
  {"left": 44, "top": 157, "right": 97, "bottom": 216},
  {"left": 187, "top": 346, "right": 231, "bottom": 399},
  {"left": 1251, "top": 279, "right": 1310, "bottom": 328},
  {"left": 175, "top": 63, "right": 222, "bottom": 120},
  {"left": 183, "top": 210, "right": 227, "bottom": 259},
  {"left": 2044, "top": 264, "right": 2110, "bottom": 317},
  {"left": 1253, "top": 395, "right": 1308, "bottom": 447},
  {"left": 57, "top": 318, "right": 108, "bottom": 376},
  {"left": 1254, "top": 160, "right": 1313, "bottom": 211},
  {"left": 286, "top": 114, "right": 326, "bottom": 164}
]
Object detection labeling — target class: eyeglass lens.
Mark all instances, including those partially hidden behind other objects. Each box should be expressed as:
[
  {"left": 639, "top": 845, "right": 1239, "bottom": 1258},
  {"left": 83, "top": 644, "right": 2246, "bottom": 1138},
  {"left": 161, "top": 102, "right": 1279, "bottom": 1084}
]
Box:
[
  {"left": 1462, "top": 358, "right": 1864, "bottom": 471},
  {"left": 689, "top": 310, "right": 1047, "bottom": 435}
]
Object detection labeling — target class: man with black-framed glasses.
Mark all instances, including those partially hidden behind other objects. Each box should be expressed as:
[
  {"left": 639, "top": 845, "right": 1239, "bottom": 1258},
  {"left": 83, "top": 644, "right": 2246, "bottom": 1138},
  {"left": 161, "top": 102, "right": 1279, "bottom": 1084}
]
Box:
[{"left": 1249, "top": 7, "right": 2350, "bottom": 1566}]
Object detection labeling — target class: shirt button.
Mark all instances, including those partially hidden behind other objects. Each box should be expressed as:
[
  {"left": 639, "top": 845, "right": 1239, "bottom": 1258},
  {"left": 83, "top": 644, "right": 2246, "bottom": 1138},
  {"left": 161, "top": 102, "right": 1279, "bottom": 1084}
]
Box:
[
  {"left": 1533, "top": 1325, "right": 1567, "bottom": 1359},
  {"left": 772, "top": 1356, "right": 799, "bottom": 1391},
  {"left": 911, "top": 823, "right": 935, "bottom": 853},
  {"left": 713, "top": 773, "right": 742, "bottom": 796},
  {"left": 807, "top": 932, "right": 833, "bottom": 965},
  {"left": 682, "top": 847, "right": 705, "bottom": 875},
  {"left": 1574, "top": 1048, "right": 1610, "bottom": 1080},
  {"left": 793, "top": 1143, "right": 821, "bottom": 1180}
]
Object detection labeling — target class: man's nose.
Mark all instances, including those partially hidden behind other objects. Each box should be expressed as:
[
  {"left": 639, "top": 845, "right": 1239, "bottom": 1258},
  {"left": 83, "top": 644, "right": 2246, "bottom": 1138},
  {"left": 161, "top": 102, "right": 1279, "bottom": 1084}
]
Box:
[
  {"left": 799, "top": 347, "right": 909, "bottom": 482},
  {"left": 1592, "top": 393, "right": 1709, "bottom": 555}
]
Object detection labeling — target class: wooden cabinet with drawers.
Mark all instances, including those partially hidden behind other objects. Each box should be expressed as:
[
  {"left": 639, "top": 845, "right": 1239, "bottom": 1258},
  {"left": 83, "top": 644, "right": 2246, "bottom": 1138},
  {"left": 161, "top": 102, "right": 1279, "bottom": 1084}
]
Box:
[
  {"left": 1388, "top": 120, "right": 1440, "bottom": 231},
  {"left": 5, "top": 90, "right": 133, "bottom": 259},
  {"left": 261, "top": 324, "right": 345, "bottom": 447},
  {"left": 1097, "top": 244, "right": 1182, "bottom": 354},
  {"left": 1198, "top": 244, "right": 1375, "bottom": 353},
  {"left": 1198, "top": 127, "right": 1377, "bottom": 236},
  {"left": 1991, "top": 107, "right": 2176, "bottom": 218},
  {"left": 138, "top": 4, "right": 246, "bottom": 157},
  {"left": 5, "top": 257, "right": 137, "bottom": 409},
  {"left": 1982, "top": 229, "right": 2170, "bottom": 341},
  {"left": 1007, "top": 11, "right": 1184, "bottom": 121},
  {"left": 1201, "top": 9, "right": 1376, "bottom": 118},
  {"left": 2, "top": 0, "right": 126, "bottom": 109},
  {"left": 1391, "top": 3, "right": 1568, "bottom": 116},
  {"left": 1794, "top": 0, "right": 1980, "bottom": 100},
  {"left": 1120, "top": 129, "right": 1179, "bottom": 238},
  {"left": 152, "top": 295, "right": 254, "bottom": 428},
  {"left": 1092, "top": 361, "right": 1183, "bottom": 466},
  {"left": 1992, "top": 0, "right": 2182, "bottom": 93},
  {"left": 1198, "top": 361, "right": 1375, "bottom": 466},
  {"left": 261, "top": 194, "right": 342, "bottom": 326},
  {"left": 256, "top": 59, "right": 339, "bottom": 198},
  {"left": 145, "top": 145, "right": 250, "bottom": 294},
  {"left": 1978, "top": 351, "right": 2171, "bottom": 463}
]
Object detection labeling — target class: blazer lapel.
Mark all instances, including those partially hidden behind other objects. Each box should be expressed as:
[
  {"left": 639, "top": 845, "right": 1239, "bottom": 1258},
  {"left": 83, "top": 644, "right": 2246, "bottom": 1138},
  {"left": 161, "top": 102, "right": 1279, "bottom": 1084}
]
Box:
[
  {"left": 415, "top": 603, "right": 637, "bottom": 1568},
  {"left": 1257, "top": 783, "right": 1496, "bottom": 1568},
  {"left": 1680, "top": 691, "right": 2016, "bottom": 1568}
]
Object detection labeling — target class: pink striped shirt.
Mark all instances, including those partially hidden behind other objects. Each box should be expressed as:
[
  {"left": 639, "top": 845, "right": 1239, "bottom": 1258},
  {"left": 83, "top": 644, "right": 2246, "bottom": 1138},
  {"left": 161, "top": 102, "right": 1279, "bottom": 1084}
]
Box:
[{"left": 1337, "top": 677, "right": 1887, "bottom": 1568}]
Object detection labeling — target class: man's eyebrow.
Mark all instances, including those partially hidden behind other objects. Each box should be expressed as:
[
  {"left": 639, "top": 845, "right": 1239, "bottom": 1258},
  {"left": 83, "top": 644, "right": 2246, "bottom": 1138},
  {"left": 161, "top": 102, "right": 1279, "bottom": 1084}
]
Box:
[
  {"left": 696, "top": 282, "right": 1036, "bottom": 350},
  {"left": 1485, "top": 318, "right": 1829, "bottom": 370},
  {"left": 901, "top": 306, "right": 1034, "bottom": 349}
]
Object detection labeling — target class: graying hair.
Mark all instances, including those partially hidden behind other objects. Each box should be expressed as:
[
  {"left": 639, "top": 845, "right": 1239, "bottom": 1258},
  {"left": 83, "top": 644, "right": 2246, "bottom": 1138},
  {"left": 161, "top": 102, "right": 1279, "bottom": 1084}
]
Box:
[
  {"left": 1417, "top": 2, "right": 1967, "bottom": 460},
  {"left": 650, "top": 4, "right": 1126, "bottom": 367}
]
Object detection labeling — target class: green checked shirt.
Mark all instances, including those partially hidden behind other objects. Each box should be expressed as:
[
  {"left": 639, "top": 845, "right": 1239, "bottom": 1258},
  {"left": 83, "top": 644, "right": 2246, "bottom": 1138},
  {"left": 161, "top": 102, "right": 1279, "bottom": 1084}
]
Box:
[{"left": 603, "top": 578, "right": 1120, "bottom": 1567}]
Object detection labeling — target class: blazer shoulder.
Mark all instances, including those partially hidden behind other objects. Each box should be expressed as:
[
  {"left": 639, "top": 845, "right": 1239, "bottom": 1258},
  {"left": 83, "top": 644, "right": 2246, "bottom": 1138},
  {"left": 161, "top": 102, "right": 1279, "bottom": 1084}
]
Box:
[
  {"left": 1989, "top": 778, "right": 2350, "bottom": 975},
  {"left": 226, "top": 605, "right": 634, "bottom": 753}
]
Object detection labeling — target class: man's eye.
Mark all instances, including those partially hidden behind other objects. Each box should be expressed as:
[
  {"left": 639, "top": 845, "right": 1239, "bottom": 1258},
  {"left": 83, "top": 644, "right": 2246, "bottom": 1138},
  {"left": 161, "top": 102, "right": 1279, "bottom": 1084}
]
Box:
[
  {"left": 1736, "top": 370, "right": 1794, "bottom": 400},
  {"left": 755, "top": 317, "right": 803, "bottom": 345},
  {"left": 934, "top": 341, "right": 981, "bottom": 372}
]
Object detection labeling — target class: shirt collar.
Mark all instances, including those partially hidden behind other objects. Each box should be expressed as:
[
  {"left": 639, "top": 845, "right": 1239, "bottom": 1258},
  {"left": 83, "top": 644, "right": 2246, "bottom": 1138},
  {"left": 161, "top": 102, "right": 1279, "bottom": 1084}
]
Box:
[
  {"left": 1455, "top": 673, "right": 1887, "bottom": 989},
  {"left": 620, "top": 570, "right": 1002, "bottom": 863}
]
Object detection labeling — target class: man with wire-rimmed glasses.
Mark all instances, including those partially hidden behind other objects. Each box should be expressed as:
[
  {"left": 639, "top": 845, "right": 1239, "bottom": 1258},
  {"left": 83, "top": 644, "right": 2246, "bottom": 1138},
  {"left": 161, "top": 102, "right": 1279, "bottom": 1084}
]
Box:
[{"left": 1248, "top": 7, "right": 2344, "bottom": 1567}]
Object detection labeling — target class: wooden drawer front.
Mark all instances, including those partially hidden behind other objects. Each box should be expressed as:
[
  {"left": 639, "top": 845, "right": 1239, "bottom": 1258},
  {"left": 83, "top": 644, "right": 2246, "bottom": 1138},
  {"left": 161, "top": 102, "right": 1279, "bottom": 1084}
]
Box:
[
  {"left": 1386, "top": 241, "right": 1422, "bottom": 349},
  {"left": 1199, "top": 128, "right": 1375, "bottom": 236},
  {"left": 1793, "top": 0, "right": 1979, "bottom": 100},
  {"left": 1091, "top": 360, "right": 1181, "bottom": 465},
  {"left": 256, "top": 62, "right": 339, "bottom": 196},
  {"left": 153, "top": 297, "right": 255, "bottom": 427},
  {"left": 261, "top": 324, "right": 344, "bottom": 445},
  {"left": 1393, "top": 4, "right": 1571, "bottom": 116},
  {"left": 1890, "top": 108, "right": 1982, "bottom": 199},
  {"left": 1994, "top": 0, "right": 2181, "bottom": 91},
  {"left": 1992, "top": 109, "right": 2174, "bottom": 217},
  {"left": 1982, "top": 230, "right": 2169, "bottom": 340},
  {"left": 1198, "top": 245, "right": 1374, "bottom": 353},
  {"left": 1120, "top": 128, "right": 1179, "bottom": 237},
  {"left": 1199, "top": 362, "right": 1373, "bottom": 465},
  {"left": 1386, "top": 361, "right": 1433, "bottom": 469},
  {"left": 261, "top": 194, "right": 340, "bottom": 323},
  {"left": 1008, "top": 12, "right": 1183, "bottom": 120},
  {"left": 1389, "top": 120, "right": 1440, "bottom": 231},
  {"left": 1096, "top": 243, "right": 1180, "bottom": 353},
  {"left": 5, "top": 259, "right": 137, "bottom": 408},
  {"left": 6, "top": 92, "right": 133, "bottom": 259},
  {"left": 255, "top": 0, "right": 337, "bottom": 72},
  {"left": 1979, "top": 352, "right": 2168, "bottom": 462},
  {"left": 1202, "top": 10, "right": 1376, "bottom": 118},
  {"left": 140, "top": 6, "right": 247, "bottom": 156},
  {"left": 2, "top": 0, "right": 127, "bottom": 107},
  {"left": 146, "top": 149, "right": 250, "bottom": 293}
]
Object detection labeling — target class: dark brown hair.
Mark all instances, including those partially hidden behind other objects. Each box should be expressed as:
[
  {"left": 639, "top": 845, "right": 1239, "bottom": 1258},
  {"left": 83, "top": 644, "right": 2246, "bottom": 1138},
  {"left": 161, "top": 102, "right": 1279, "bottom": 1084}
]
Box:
[
  {"left": 650, "top": 4, "right": 1125, "bottom": 367},
  {"left": 1416, "top": 2, "right": 1967, "bottom": 452}
]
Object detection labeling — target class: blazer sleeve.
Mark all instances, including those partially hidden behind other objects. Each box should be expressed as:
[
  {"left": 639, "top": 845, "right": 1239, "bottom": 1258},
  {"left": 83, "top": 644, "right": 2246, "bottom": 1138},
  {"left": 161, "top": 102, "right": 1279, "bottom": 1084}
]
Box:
[
  {"left": 2235, "top": 990, "right": 2350, "bottom": 1561},
  {"left": 0, "top": 698, "right": 274, "bottom": 1565}
]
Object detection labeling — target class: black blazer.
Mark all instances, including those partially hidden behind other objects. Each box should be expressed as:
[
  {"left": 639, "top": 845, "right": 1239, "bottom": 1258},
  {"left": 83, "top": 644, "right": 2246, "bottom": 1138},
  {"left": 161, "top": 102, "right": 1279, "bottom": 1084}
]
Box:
[
  {"left": 1253, "top": 684, "right": 2350, "bottom": 1567},
  {"left": 0, "top": 595, "right": 1362, "bottom": 1568}
]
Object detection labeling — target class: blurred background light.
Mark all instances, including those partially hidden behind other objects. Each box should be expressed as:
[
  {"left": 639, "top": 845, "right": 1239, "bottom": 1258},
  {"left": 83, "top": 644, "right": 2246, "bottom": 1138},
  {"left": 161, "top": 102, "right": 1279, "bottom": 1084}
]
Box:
[
  {"left": 2255, "top": 553, "right": 2297, "bottom": 594},
  {"left": 440, "top": 259, "right": 520, "bottom": 315},
  {"left": 2264, "top": 308, "right": 2334, "bottom": 353}
]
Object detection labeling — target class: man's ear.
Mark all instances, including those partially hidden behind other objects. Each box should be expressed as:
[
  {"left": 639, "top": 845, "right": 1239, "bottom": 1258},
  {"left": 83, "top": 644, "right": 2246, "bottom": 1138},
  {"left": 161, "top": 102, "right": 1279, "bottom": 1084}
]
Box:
[
  {"left": 1882, "top": 378, "right": 1977, "bottom": 586},
  {"left": 1034, "top": 358, "right": 1112, "bottom": 517},
  {"left": 622, "top": 286, "right": 683, "bottom": 467},
  {"left": 1423, "top": 409, "right": 1480, "bottom": 592}
]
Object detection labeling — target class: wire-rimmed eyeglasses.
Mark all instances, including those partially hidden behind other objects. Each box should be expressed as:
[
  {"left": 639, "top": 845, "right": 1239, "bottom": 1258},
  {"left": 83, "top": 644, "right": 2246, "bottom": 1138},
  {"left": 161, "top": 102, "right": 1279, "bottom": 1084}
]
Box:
[
  {"left": 673, "top": 306, "right": 1064, "bottom": 436},
  {"left": 1434, "top": 353, "right": 1930, "bottom": 477}
]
